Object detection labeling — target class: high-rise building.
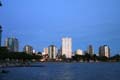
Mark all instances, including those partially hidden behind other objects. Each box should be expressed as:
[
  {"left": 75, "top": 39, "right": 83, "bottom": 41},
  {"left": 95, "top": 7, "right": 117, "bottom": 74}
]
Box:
[
  {"left": 75, "top": 49, "right": 83, "bottom": 55},
  {"left": 42, "top": 48, "right": 49, "bottom": 55},
  {"left": 48, "top": 45, "right": 57, "bottom": 59},
  {"left": 99, "top": 45, "right": 110, "bottom": 58},
  {"left": 88, "top": 45, "right": 94, "bottom": 55},
  {"left": 44, "top": 48, "right": 48, "bottom": 55},
  {"left": 58, "top": 48, "right": 62, "bottom": 55},
  {"left": 23, "top": 45, "right": 33, "bottom": 54},
  {"left": 62, "top": 37, "right": 72, "bottom": 58},
  {"left": 5, "top": 37, "right": 19, "bottom": 52},
  {"left": 0, "top": 25, "right": 2, "bottom": 47}
]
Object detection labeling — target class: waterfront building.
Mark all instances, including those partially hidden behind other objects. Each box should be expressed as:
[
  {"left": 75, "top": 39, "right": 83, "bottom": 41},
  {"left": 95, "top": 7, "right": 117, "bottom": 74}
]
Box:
[
  {"left": 33, "top": 49, "right": 37, "bottom": 54},
  {"left": 42, "top": 48, "right": 48, "bottom": 55},
  {"left": 62, "top": 37, "right": 72, "bottom": 58},
  {"left": 48, "top": 45, "right": 57, "bottom": 59},
  {"left": 57, "top": 48, "right": 62, "bottom": 56},
  {"left": 23, "top": 45, "right": 33, "bottom": 54},
  {"left": 88, "top": 45, "right": 94, "bottom": 55},
  {"left": 5, "top": 37, "right": 19, "bottom": 52},
  {"left": 75, "top": 49, "right": 83, "bottom": 55},
  {"left": 99, "top": 45, "right": 110, "bottom": 58}
]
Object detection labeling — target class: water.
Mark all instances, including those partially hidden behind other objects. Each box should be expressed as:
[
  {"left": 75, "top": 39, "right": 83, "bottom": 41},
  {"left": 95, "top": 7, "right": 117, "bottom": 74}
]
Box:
[{"left": 0, "top": 62, "right": 120, "bottom": 80}]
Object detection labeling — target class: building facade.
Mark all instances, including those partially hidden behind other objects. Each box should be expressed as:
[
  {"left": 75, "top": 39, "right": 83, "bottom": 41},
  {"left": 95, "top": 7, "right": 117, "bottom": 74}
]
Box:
[
  {"left": 42, "top": 48, "right": 48, "bottom": 55},
  {"left": 99, "top": 45, "right": 110, "bottom": 58},
  {"left": 88, "top": 45, "right": 94, "bottom": 55},
  {"left": 62, "top": 37, "right": 72, "bottom": 58},
  {"left": 75, "top": 49, "right": 83, "bottom": 55},
  {"left": 5, "top": 37, "right": 19, "bottom": 52},
  {"left": 48, "top": 45, "right": 57, "bottom": 59},
  {"left": 23, "top": 45, "right": 33, "bottom": 54}
]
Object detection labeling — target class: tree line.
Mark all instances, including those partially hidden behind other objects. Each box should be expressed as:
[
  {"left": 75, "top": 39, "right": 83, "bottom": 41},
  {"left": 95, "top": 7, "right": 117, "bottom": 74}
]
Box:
[
  {"left": 0, "top": 47, "right": 120, "bottom": 62},
  {"left": 0, "top": 47, "right": 42, "bottom": 62},
  {"left": 72, "top": 53, "right": 120, "bottom": 62}
]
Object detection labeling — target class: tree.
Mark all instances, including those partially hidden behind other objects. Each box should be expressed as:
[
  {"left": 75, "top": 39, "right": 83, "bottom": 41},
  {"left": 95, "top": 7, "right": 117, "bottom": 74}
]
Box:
[
  {"left": 110, "top": 54, "right": 120, "bottom": 62},
  {"left": 92, "top": 54, "right": 97, "bottom": 62},
  {"left": 61, "top": 54, "right": 66, "bottom": 61},
  {"left": 97, "top": 56, "right": 108, "bottom": 62},
  {"left": 84, "top": 53, "right": 91, "bottom": 62},
  {"left": 73, "top": 54, "right": 83, "bottom": 61}
]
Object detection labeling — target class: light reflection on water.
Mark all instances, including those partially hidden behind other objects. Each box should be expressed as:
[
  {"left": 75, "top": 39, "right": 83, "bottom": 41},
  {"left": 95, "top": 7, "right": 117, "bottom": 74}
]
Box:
[{"left": 0, "top": 62, "right": 120, "bottom": 80}]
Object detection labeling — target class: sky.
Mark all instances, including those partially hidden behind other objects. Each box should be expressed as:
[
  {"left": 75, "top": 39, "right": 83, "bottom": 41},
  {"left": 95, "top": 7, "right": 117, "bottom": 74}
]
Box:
[{"left": 0, "top": 0, "right": 120, "bottom": 55}]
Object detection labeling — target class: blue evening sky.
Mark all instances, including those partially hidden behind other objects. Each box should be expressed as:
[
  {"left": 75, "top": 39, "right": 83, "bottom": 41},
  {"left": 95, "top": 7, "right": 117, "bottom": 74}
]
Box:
[{"left": 0, "top": 0, "right": 120, "bottom": 55}]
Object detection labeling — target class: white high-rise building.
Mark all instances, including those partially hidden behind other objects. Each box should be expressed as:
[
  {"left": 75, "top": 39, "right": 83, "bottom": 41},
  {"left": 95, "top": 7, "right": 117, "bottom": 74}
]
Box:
[
  {"left": 42, "top": 48, "right": 48, "bottom": 55},
  {"left": 62, "top": 37, "right": 72, "bottom": 58},
  {"left": 99, "top": 45, "right": 110, "bottom": 58}
]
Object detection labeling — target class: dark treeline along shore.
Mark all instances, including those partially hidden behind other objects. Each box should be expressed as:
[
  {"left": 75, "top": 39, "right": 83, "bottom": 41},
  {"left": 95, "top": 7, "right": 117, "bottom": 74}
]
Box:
[
  {"left": 0, "top": 47, "right": 42, "bottom": 68},
  {"left": 0, "top": 47, "right": 120, "bottom": 68}
]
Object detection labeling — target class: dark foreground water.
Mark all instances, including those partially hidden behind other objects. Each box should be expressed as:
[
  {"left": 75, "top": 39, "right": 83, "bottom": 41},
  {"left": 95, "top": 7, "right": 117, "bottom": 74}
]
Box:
[{"left": 0, "top": 62, "right": 120, "bottom": 80}]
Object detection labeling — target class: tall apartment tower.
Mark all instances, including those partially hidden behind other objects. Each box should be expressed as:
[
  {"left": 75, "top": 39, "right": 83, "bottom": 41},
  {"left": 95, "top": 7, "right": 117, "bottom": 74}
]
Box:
[
  {"left": 48, "top": 45, "right": 57, "bottom": 59},
  {"left": 23, "top": 45, "right": 33, "bottom": 54},
  {"left": 5, "top": 37, "right": 19, "bottom": 52},
  {"left": 88, "top": 45, "right": 94, "bottom": 55},
  {"left": 99, "top": 45, "right": 110, "bottom": 58},
  {"left": 0, "top": 26, "right": 2, "bottom": 47},
  {"left": 44, "top": 48, "right": 48, "bottom": 55},
  {"left": 62, "top": 37, "right": 72, "bottom": 58}
]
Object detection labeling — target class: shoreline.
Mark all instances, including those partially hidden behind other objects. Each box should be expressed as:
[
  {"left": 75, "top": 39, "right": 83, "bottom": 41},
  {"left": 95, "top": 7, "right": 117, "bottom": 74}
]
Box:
[
  {"left": 0, "top": 61, "right": 119, "bottom": 68},
  {"left": 0, "top": 62, "right": 45, "bottom": 68}
]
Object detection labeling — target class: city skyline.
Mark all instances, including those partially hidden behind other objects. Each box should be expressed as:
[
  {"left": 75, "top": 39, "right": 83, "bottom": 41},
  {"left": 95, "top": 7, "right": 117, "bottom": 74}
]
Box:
[{"left": 0, "top": 0, "right": 120, "bottom": 55}]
